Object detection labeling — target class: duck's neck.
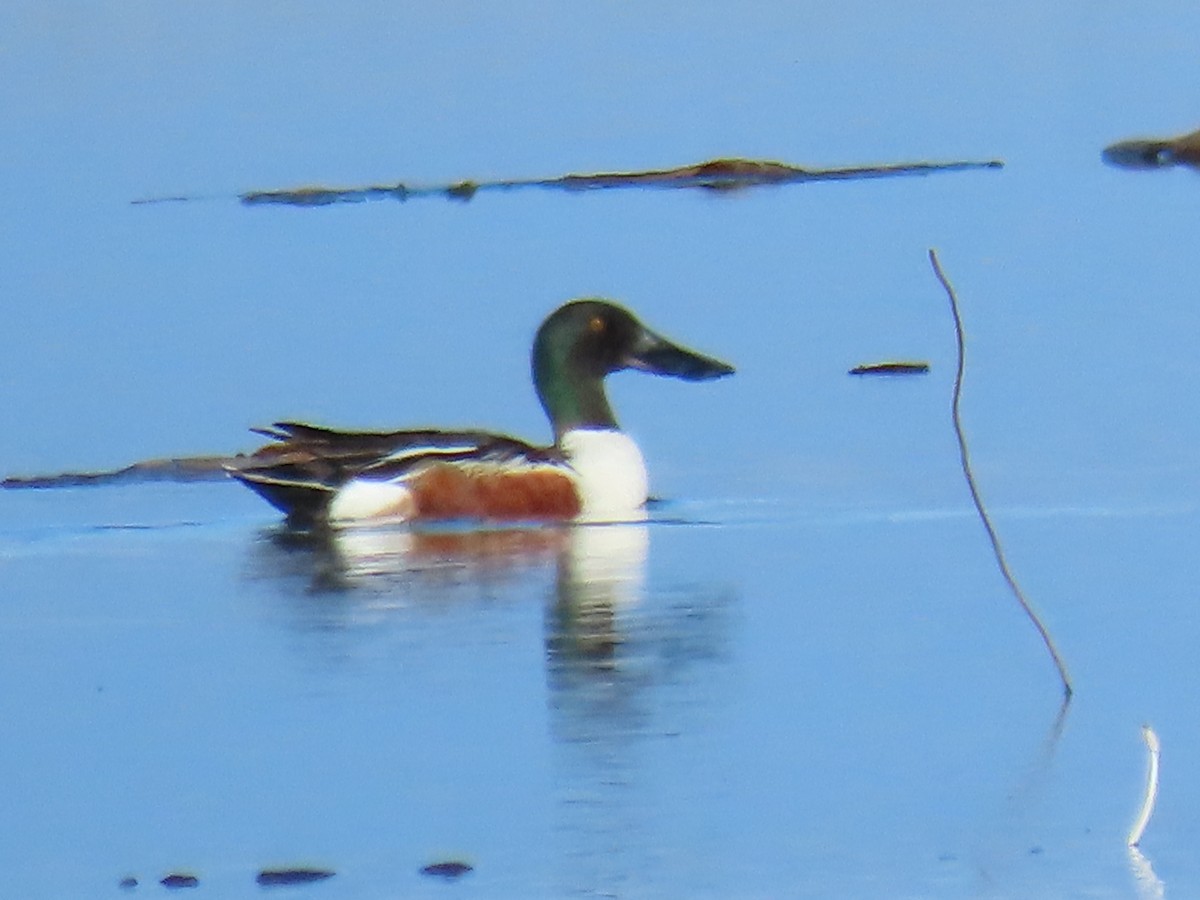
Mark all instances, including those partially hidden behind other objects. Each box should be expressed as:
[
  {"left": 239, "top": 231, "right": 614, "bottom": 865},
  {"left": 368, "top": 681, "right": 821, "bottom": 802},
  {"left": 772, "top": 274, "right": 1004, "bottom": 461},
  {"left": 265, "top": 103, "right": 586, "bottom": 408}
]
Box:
[{"left": 533, "top": 351, "right": 619, "bottom": 441}]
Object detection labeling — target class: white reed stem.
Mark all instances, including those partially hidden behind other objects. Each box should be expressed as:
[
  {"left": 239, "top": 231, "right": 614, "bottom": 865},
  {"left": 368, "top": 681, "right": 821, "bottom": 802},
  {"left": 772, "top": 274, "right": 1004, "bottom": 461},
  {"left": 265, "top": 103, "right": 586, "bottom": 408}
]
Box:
[{"left": 1128, "top": 724, "right": 1161, "bottom": 847}]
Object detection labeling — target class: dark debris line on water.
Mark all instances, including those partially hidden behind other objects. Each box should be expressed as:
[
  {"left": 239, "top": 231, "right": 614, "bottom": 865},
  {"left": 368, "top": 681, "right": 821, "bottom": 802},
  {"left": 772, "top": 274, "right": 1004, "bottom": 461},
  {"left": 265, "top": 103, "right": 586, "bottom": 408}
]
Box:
[
  {"left": 256, "top": 868, "right": 337, "bottom": 886},
  {"left": 159, "top": 873, "right": 200, "bottom": 889},
  {"left": 129, "top": 156, "right": 1005, "bottom": 207},
  {"left": 848, "top": 360, "right": 930, "bottom": 376},
  {"left": 1, "top": 456, "right": 237, "bottom": 488},
  {"left": 420, "top": 860, "right": 474, "bottom": 879}
]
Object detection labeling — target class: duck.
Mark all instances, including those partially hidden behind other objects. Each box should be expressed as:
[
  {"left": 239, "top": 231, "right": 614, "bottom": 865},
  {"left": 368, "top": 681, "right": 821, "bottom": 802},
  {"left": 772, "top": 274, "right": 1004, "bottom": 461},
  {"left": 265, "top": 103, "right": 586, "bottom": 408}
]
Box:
[{"left": 228, "top": 298, "right": 734, "bottom": 527}]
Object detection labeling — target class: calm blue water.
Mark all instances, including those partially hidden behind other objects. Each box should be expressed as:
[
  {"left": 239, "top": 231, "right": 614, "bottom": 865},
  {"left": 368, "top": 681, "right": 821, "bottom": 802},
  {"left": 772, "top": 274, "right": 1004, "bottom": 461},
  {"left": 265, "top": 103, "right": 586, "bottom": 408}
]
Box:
[{"left": 3, "top": 2, "right": 1200, "bottom": 896}]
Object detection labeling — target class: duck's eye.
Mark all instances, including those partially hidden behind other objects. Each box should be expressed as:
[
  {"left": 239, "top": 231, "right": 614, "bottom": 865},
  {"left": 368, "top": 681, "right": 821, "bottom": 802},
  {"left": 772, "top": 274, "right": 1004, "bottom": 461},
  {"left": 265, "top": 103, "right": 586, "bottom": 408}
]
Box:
[{"left": 588, "top": 315, "right": 606, "bottom": 334}]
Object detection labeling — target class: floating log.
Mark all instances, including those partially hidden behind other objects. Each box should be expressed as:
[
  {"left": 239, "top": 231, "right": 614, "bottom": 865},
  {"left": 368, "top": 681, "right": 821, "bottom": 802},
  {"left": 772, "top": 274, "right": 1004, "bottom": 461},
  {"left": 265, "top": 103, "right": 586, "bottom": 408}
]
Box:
[
  {"left": 132, "top": 156, "right": 1004, "bottom": 207},
  {"left": 1103, "top": 127, "right": 1200, "bottom": 170}
]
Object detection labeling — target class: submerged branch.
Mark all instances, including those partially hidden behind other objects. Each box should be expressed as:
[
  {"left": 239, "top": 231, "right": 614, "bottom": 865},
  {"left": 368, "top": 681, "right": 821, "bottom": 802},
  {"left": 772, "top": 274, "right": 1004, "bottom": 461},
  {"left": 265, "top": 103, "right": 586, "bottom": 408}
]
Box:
[
  {"left": 927, "top": 248, "right": 1074, "bottom": 700},
  {"left": 2, "top": 456, "right": 238, "bottom": 488},
  {"left": 131, "top": 156, "right": 1004, "bottom": 207}
]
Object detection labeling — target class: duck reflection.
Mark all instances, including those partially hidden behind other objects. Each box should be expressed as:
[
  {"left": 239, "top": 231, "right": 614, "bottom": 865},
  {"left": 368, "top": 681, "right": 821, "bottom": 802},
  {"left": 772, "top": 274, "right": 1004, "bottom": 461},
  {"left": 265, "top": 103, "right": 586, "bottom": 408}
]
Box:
[
  {"left": 251, "top": 518, "right": 730, "bottom": 897},
  {"left": 271, "top": 522, "right": 570, "bottom": 592},
  {"left": 546, "top": 523, "right": 647, "bottom": 669},
  {"left": 543, "top": 523, "right": 731, "bottom": 738},
  {"left": 251, "top": 520, "right": 729, "bottom": 704},
  {"left": 543, "top": 524, "right": 733, "bottom": 898},
  {"left": 254, "top": 519, "right": 648, "bottom": 602}
]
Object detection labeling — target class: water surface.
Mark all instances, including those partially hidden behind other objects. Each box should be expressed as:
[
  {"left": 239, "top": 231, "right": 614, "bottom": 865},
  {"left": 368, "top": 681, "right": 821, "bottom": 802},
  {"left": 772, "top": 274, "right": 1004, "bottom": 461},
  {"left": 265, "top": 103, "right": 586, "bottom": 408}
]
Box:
[{"left": 4, "top": 2, "right": 1200, "bottom": 897}]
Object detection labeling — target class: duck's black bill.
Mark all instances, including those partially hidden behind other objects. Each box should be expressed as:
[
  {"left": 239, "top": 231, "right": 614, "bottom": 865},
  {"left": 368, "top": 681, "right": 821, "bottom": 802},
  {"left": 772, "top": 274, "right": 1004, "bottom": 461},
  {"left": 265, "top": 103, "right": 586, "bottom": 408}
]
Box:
[{"left": 626, "top": 330, "right": 735, "bottom": 381}]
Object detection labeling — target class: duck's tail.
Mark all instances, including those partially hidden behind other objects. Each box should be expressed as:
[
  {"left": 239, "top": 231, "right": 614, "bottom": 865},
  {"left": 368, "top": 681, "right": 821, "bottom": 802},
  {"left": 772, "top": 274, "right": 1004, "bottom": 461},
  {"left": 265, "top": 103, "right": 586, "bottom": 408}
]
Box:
[{"left": 223, "top": 459, "right": 337, "bottom": 527}]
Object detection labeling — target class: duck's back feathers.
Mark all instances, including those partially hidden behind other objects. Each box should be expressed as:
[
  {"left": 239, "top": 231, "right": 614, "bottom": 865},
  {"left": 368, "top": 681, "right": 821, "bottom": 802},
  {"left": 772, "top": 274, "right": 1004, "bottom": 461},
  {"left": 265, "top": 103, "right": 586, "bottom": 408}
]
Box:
[{"left": 228, "top": 422, "right": 577, "bottom": 526}]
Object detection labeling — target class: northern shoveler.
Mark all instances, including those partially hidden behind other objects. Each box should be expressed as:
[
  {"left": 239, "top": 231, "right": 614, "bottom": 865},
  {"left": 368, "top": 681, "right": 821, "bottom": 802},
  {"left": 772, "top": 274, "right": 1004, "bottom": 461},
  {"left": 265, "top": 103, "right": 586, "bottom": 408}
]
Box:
[{"left": 228, "top": 298, "right": 734, "bottom": 526}]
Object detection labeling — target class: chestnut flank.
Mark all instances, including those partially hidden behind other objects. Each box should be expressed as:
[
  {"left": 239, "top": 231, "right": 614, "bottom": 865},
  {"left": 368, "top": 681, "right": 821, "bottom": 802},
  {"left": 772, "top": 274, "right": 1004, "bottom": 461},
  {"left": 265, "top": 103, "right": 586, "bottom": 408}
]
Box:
[{"left": 409, "top": 464, "right": 581, "bottom": 520}]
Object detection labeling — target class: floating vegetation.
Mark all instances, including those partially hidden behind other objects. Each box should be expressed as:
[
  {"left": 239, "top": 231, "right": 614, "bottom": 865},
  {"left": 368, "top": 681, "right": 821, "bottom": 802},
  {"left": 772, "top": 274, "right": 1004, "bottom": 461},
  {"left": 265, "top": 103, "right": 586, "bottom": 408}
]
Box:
[
  {"left": 927, "top": 249, "right": 1073, "bottom": 700},
  {"left": 159, "top": 872, "right": 200, "bottom": 889},
  {"left": 131, "top": 156, "right": 1004, "bottom": 208},
  {"left": 420, "top": 860, "right": 474, "bottom": 879},
  {"left": 1103, "top": 127, "right": 1200, "bottom": 170},
  {"left": 848, "top": 360, "right": 930, "bottom": 376},
  {"left": 256, "top": 868, "right": 336, "bottom": 886}
]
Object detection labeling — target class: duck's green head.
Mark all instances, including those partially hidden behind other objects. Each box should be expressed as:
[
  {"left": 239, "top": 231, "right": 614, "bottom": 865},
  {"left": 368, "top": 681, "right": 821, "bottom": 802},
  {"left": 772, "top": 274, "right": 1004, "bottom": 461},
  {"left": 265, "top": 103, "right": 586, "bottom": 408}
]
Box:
[{"left": 531, "top": 298, "right": 735, "bottom": 440}]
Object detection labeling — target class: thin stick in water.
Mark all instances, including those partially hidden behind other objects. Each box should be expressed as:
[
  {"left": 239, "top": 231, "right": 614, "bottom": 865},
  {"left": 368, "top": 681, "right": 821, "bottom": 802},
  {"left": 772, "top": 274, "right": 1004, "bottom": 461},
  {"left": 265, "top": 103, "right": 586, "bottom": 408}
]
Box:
[
  {"left": 1128, "top": 724, "right": 1162, "bottom": 847},
  {"left": 927, "top": 248, "right": 1074, "bottom": 700}
]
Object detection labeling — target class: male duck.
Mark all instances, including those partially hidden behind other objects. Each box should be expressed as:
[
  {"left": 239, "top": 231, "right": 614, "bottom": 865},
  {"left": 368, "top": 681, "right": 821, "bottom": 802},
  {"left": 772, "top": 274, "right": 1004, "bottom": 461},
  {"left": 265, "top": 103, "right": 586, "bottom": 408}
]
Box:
[{"left": 229, "top": 299, "right": 734, "bottom": 526}]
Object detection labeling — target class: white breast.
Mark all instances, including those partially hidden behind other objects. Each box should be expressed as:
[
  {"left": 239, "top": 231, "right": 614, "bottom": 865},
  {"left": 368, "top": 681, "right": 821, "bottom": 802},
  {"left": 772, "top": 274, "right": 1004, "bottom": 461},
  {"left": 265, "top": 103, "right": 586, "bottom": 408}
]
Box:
[
  {"left": 559, "top": 428, "right": 649, "bottom": 522},
  {"left": 328, "top": 479, "right": 417, "bottom": 523}
]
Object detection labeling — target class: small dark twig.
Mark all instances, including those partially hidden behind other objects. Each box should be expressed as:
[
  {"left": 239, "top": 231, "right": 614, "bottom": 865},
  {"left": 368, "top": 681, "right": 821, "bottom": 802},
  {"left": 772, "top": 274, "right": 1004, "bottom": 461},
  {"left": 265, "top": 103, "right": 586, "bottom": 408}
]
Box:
[
  {"left": 848, "top": 360, "right": 930, "bottom": 376},
  {"left": 928, "top": 248, "right": 1073, "bottom": 700}
]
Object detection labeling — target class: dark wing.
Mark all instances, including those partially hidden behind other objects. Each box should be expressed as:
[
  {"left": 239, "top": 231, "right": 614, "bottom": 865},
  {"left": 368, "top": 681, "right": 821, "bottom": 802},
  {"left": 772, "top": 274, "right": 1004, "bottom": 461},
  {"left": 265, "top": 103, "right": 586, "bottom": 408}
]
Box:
[{"left": 227, "top": 421, "right": 562, "bottom": 526}]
